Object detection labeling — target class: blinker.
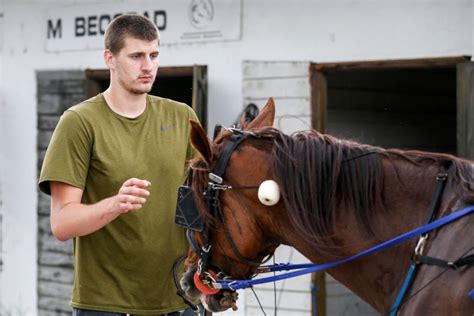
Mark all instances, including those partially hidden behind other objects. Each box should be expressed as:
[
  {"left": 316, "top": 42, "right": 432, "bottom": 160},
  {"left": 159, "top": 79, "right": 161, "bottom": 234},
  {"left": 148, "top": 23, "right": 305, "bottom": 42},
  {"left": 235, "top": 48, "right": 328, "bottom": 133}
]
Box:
[{"left": 175, "top": 185, "right": 204, "bottom": 232}]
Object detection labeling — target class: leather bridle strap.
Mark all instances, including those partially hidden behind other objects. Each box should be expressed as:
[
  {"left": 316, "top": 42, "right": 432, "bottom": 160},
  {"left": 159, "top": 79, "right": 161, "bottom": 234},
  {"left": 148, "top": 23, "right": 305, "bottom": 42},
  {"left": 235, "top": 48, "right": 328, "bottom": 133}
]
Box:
[
  {"left": 213, "top": 130, "right": 259, "bottom": 176},
  {"left": 198, "top": 131, "right": 252, "bottom": 274}
]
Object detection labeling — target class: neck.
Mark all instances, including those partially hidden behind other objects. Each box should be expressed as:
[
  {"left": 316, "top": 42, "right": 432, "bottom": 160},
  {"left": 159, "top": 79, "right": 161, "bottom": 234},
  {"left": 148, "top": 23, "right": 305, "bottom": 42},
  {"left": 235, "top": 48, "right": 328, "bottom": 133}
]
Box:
[
  {"left": 274, "top": 159, "right": 449, "bottom": 313},
  {"left": 103, "top": 86, "right": 147, "bottom": 118}
]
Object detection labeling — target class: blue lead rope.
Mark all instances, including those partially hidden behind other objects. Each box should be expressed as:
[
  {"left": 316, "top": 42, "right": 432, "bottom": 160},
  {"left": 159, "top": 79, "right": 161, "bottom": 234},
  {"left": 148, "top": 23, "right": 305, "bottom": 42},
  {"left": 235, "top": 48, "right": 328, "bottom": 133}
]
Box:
[{"left": 216, "top": 205, "right": 474, "bottom": 290}]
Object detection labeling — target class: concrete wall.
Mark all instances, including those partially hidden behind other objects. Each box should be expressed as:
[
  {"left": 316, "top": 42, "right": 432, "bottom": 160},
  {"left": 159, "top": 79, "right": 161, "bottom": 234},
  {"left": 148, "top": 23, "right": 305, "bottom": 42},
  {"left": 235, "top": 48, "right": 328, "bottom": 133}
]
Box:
[{"left": 0, "top": 0, "right": 472, "bottom": 315}]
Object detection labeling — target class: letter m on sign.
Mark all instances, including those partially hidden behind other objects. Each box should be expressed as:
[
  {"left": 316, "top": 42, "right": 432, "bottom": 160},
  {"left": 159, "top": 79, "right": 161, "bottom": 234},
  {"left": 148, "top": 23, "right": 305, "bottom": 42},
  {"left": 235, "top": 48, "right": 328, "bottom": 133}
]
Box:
[{"left": 47, "top": 19, "right": 62, "bottom": 39}]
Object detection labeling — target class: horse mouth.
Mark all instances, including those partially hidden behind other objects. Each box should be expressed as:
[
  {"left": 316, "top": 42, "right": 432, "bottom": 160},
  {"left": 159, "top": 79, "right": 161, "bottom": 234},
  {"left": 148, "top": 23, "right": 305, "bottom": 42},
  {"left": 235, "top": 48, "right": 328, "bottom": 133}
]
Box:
[
  {"left": 201, "top": 290, "right": 239, "bottom": 312},
  {"left": 180, "top": 266, "right": 239, "bottom": 312}
]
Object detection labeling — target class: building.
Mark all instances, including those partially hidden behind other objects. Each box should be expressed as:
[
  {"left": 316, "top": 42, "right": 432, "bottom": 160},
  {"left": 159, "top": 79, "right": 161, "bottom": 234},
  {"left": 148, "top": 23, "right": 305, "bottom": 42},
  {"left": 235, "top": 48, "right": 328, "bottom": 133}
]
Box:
[{"left": 0, "top": 0, "right": 473, "bottom": 315}]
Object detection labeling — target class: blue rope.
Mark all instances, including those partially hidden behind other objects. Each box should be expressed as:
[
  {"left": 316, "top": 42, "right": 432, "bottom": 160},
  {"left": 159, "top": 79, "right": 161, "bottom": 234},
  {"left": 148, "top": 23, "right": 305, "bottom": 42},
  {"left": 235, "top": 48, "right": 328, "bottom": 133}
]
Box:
[{"left": 217, "top": 205, "right": 474, "bottom": 290}]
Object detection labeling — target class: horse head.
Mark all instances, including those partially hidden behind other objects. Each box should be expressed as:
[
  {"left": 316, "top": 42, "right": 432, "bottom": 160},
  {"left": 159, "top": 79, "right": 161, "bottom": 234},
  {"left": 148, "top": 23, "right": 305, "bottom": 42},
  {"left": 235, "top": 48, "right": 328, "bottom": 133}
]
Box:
[{"left": 178, "top": 98, "right": 289, "bottom": 312}]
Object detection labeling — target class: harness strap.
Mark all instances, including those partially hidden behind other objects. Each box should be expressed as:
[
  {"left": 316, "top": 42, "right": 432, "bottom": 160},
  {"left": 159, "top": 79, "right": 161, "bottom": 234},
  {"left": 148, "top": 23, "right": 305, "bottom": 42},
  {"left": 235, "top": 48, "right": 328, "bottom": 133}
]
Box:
[
  {"left": 213, "top": 133, "right": 246, "bottom": 176},
  {"left": 424, "top": 163, "right": 451, "bottom": 224},
  {"left": 390, "top": 163, "right": 451, "bottom": 316},
  {"left": 417, "top": 253, "right": 474, "bottom": 270},
  {"left": 189, "top": 135, "right": 246, "bottom": 275}
]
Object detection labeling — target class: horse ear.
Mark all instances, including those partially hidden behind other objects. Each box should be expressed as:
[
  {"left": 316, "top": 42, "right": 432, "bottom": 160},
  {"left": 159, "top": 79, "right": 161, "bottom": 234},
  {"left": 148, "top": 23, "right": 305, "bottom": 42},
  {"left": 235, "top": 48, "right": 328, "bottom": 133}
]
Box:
[
  {"left": 244, "top": 97, "right": 275, "bottom": 130},
  {"left": 190, "top": 120, "right": 213, "bottom": 165}
]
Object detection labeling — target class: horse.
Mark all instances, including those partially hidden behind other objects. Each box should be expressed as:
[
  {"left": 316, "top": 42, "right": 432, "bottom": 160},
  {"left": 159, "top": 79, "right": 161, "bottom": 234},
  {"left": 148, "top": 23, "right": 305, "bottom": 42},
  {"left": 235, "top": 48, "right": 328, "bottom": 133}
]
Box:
[{"left": 178, "top": 98, "right": 474, "bottom": 315}]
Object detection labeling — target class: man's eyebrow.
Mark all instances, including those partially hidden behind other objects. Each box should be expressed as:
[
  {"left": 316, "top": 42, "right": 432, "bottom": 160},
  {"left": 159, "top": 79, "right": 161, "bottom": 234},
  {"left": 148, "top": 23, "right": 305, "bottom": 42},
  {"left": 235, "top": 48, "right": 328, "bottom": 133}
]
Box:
[{"left": 127, "top": 50, "right": 159, "bottom": 55}]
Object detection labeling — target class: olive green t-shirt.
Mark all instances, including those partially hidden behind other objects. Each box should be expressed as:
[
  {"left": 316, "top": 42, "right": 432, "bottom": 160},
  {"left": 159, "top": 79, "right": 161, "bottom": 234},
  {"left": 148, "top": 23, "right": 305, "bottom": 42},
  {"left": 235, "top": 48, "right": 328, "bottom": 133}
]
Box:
[{"left": 39, "top": 94, "right": 197, "bottom": 314}]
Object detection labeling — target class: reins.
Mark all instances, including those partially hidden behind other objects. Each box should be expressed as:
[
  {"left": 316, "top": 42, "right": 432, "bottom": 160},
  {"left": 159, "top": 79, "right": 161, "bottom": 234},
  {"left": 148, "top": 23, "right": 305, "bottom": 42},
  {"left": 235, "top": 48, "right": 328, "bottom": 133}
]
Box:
[{"left": 206, "top": 204, "right": 474, "bottom": 291}]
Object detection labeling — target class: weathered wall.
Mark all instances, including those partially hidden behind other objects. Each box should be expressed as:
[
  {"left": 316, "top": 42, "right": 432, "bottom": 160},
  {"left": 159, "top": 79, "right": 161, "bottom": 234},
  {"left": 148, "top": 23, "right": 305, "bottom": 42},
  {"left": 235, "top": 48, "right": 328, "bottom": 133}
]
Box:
[{"left": 36, "top": 71, "right": 86, "bottom": 316}]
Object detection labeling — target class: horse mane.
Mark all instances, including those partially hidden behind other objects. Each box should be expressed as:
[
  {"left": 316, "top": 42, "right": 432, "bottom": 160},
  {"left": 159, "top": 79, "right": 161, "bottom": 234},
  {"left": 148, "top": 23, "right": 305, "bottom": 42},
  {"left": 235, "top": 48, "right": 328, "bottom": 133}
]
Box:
[{"left": 257, "top": 127, "right": 474, "bottom": 253}]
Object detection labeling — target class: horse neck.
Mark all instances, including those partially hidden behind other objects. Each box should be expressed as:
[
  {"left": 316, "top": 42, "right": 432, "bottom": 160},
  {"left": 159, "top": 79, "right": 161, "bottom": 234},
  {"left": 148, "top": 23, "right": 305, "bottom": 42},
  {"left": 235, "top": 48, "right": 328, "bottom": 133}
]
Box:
[{"left": 277, "top": 157, "right": 452, "bottom": 313}]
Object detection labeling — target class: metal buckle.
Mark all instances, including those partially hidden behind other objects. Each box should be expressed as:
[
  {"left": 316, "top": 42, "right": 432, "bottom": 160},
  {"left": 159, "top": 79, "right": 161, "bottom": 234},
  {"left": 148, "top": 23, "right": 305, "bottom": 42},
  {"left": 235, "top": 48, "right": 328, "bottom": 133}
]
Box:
[
  {"left": 208, "top": 182, "right": 232, "bottom": 190},
  {"left": 414, "top": 234, "right": 428, "bottom": 261},
  {"left": 436, "top": 172, "right": 448, "bottom": 181},
  {"left": 209, "top": 173, "right": 223, "bottom": 184}
]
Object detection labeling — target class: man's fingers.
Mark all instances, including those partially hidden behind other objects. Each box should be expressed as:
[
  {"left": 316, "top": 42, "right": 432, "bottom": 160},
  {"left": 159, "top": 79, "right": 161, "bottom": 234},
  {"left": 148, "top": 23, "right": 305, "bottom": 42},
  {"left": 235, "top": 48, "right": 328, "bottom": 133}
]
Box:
[
  {"left": 123, "top": 178, "right": 151, "bottom": 188},
  {"left": 118, "top": 195, "right": 147, "bottom": 204},
  {"left": 118, "top": 202, "right": 143, "bottom": 212},
  {"left": 119, "top": 186, "right": 150, "bottom": 197}
]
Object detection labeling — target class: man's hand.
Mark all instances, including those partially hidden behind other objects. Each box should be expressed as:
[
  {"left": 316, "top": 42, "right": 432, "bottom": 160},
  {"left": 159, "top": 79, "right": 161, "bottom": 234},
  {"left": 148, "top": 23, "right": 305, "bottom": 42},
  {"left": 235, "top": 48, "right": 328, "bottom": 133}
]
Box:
[{"left": 115, "top": 178, "right": 151, "bottom": 213}]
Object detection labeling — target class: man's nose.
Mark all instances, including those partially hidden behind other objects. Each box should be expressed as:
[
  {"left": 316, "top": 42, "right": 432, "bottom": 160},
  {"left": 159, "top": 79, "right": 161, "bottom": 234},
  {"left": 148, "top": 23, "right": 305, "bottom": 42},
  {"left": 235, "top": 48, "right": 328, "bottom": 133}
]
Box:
[{"left": 141, "top": 56, "right": 154, "bottom": 71}]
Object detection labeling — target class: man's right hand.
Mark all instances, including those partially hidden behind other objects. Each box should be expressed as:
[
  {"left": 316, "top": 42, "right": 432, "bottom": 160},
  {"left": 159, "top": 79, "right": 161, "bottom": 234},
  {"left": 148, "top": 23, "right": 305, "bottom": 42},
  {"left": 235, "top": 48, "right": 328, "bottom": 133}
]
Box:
[{"left": 114, "top": 178, "right": 151, "bottom": 213}]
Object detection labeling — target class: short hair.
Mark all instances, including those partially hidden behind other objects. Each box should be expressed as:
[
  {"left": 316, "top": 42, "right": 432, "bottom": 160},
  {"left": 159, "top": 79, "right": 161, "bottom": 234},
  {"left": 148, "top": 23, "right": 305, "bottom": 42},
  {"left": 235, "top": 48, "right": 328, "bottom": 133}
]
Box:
[{"left": 104, "top": 14, "right": 159, "bottom": 54}]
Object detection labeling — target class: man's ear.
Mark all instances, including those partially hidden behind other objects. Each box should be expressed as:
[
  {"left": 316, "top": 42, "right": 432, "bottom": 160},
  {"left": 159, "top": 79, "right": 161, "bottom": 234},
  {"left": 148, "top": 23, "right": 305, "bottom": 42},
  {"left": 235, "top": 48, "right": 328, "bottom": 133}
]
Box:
[
  {"left": 103, "top": 49, "right": 115, "bottom": 70},
  {"left": 190, "top": 120, "right": 213, "bottom": 166},
  {"left": 244, "top": 97, "right": 275, "bottom": 130}
]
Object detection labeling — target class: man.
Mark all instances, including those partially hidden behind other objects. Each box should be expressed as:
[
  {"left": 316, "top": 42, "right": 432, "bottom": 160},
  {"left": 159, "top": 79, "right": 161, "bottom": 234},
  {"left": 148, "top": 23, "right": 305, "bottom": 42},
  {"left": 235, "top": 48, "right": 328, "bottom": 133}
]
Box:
[{"left": 39, "top": 14, "right": 198, "bottom": 315}]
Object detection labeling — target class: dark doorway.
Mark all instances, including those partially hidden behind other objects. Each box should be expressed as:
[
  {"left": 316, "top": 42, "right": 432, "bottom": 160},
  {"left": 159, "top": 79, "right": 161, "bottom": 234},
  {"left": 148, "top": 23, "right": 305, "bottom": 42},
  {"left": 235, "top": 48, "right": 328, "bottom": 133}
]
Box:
[
  {"left": 325, "top": 67, "right": 457, "bottom": 153},
  {"left": 311, "top": 57, "right": 472, "bottom": 155}
]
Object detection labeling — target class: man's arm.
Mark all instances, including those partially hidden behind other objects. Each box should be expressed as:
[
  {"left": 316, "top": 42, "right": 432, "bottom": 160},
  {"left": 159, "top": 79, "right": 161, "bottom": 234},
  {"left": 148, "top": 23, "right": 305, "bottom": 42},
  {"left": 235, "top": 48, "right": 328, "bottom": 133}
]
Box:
[{"left": 50, "top": 178, "right": 151, "bottom": 241}]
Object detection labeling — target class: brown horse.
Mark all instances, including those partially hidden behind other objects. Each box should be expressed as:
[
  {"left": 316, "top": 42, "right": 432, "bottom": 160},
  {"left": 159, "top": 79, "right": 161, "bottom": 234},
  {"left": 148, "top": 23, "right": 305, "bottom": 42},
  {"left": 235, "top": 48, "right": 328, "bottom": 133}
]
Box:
[{"left": 179, "top": 98, "right": 474, "bottom": 315}]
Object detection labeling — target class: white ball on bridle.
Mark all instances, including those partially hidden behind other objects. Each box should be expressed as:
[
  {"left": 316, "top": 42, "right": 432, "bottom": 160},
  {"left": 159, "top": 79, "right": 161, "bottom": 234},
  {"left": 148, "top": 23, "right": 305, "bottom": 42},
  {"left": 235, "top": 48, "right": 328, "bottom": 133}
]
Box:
[{"left": 258, "top": 180, "right": 280, "bottom": 206}]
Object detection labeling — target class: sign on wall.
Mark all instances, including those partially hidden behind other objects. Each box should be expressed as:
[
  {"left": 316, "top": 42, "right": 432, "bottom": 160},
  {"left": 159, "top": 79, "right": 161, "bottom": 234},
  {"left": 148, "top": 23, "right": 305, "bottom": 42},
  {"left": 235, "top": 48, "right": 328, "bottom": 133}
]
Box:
[{"left": 45, "top": 0, "right": 241, "bottom": 52}]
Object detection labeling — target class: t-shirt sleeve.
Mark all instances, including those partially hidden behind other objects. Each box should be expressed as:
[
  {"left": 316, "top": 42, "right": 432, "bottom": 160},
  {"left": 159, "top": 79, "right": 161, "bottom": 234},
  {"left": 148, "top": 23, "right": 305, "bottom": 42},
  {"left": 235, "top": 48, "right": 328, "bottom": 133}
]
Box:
[
  {"left": 185, "top": 108, "right": 200, "bottom": 162},
  {"left": 39, "top": 110, "right": 92, "bottom": 195}
]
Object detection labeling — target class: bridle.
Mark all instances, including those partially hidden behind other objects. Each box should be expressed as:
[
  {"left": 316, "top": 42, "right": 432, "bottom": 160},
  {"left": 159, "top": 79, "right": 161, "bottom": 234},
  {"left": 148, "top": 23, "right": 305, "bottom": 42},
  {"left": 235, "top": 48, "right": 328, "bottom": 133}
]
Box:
[{"left": 175, "top": 128, "right": 275, "bottom": 294}]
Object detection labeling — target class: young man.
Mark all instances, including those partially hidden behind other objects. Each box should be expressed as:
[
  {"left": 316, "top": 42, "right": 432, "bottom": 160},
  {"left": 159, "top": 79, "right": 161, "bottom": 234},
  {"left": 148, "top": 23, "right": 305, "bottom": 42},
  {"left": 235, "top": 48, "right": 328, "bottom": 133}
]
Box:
[{"left": 39, "top": 14, "right": 198, "bottom": 315}]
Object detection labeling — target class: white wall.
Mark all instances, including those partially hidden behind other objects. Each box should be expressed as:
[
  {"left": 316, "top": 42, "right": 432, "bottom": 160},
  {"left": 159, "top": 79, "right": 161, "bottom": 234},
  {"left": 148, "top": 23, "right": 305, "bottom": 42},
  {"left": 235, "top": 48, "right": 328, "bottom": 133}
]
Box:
[{"left": 0, "top": 0, "right": 472, "bottom": 315}]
